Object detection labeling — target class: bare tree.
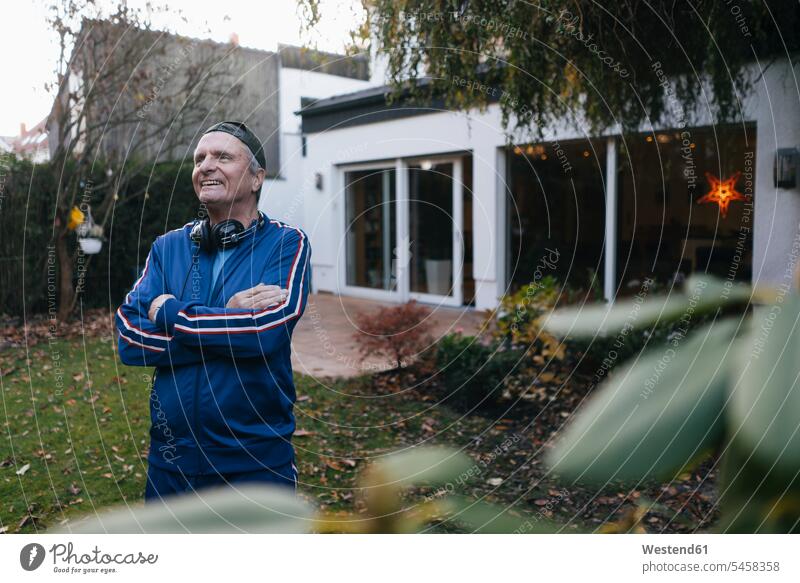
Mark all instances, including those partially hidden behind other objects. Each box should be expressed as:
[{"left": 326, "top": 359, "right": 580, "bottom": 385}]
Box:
[{"left": 46, "top": 0, "right": 248, "bottom": 320}]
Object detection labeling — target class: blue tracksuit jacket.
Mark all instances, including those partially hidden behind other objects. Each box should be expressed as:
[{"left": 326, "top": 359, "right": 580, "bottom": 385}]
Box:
[{"left": 115, "top": 213, "right": 311, "bottom": 475}]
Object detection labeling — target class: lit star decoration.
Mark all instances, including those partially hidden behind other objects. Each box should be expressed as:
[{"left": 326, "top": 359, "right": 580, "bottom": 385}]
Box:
[{"left": 697, "top": 172, "right": 746, "bottom": 218}]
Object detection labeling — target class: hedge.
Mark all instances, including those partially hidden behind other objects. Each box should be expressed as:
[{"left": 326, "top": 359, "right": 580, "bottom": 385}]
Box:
[{"left": 0, "top": 154, "right": 200, "bottom": 318}]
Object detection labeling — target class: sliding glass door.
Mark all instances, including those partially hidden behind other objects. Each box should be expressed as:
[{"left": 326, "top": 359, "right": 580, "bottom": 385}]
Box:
[{"left": 407, "top": 160, "right": 463, "bottom": 305}]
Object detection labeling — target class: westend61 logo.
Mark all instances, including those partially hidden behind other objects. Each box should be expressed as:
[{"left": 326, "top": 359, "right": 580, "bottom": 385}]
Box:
[{"left": 19, "top": 542, "right": 158, "bottom": 574}]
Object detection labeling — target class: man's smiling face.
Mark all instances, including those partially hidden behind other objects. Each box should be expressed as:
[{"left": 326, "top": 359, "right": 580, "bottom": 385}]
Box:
[{"left": 192, "top": 132, "right": 261, "bottom": 210}]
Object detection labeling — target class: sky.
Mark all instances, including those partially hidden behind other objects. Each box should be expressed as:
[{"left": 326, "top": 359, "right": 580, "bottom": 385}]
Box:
[{"left": 0, "top": 0, "right": 364, "bottom": 136}]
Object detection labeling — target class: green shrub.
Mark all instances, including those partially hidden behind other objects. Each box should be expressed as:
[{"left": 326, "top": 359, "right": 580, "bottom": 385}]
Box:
[
  {"left": 487, "top": 275, "right": 565, "bottom": 360},
  {"left": 566, "top": 277, "right": 719, "bottom": 377},
  {"left": 570, "top": 309, "right": 716, "bottom": 373},
  {"left": 431, "top": 332, "right": 522, "bottom": 412},
  {"left": 491, "top": 274, "right": 714, "bottom": 375},
  {"left": 0, "top": 154, "right": 61, "bottom": 316}
]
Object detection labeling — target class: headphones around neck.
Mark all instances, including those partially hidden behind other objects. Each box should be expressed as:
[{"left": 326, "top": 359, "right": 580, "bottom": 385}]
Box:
[{"left": 190, "top": 211, "right": 266, "bottom": 254}]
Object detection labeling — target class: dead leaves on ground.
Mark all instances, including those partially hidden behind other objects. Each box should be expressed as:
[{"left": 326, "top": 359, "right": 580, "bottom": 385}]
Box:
[{"left": 0, "top": 309, "right": 113, "bottom": 349}]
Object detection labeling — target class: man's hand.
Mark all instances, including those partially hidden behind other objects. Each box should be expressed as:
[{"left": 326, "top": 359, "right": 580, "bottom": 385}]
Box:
[
  {"left": 148, "top": 294, "right": 175, "bottom": 323},
  {"left": 226, "top": 284, "right": 288, "bottom": 310}
]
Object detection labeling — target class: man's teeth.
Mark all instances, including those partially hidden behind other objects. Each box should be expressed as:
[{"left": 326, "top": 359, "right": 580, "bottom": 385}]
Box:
[{"left": 202, "top": 180, "right": 222, "bottom": 186}]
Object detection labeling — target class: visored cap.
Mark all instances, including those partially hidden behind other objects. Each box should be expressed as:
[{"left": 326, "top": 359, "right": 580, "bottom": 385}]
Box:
[{"left": 202, "top": 121, "right": 266, "bottom": 170}]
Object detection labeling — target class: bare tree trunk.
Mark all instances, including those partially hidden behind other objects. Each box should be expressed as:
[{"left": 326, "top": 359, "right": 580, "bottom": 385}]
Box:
[{"left": 56, "top": 228, "right": 74, "bottom": 322}]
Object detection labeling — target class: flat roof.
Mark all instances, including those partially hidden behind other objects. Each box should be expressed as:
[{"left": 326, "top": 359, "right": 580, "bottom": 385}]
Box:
[{"left": 299, "top": 76, "right": 505, "bottom": 134}]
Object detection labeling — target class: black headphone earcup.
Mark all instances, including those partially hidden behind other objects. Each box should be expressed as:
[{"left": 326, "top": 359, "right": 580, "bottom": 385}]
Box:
[
  {"left": 212, "top": 219, "right": 245, "bottom": 249},
  {"left": 192, "top": 215, "right": 260, "bottom": 252},
  {"left": 190, "top": 219, "right": 214, "bottom": 254}
]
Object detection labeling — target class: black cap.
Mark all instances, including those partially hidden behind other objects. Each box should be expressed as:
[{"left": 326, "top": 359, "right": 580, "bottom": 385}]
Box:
[{"left": 202, "top": 121, "right": 266, "bottom": 171}]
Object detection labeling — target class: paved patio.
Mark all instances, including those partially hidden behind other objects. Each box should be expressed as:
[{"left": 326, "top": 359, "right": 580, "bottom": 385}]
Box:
[{"left": 290, "top": 292, "right": 493, "bottom": 379}]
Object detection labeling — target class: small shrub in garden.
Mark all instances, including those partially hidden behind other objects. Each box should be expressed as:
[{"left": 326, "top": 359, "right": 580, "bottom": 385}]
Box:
[
  {"left": 569, "top": 277, "right": 716, "bottom": 372},
  {"left": 352, "top": 300, "right": 433, "bottom": 370},
  {"left": 487, "top": 275, "right": 567, "bottom": 361},
  {"left": 492, "top": 274, "right": 714, "bottom": 377},
  {"left": 432, "top": 332, "right": 521, "bottom": 412},
  {"left": 570, "top": 311, "right": 715, "bottom": 372}
]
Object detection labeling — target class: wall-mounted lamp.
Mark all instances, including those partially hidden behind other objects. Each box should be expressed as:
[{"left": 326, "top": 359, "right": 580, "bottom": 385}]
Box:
[{"left": 775, "top": 148, "right": 799, "bottom": 189}]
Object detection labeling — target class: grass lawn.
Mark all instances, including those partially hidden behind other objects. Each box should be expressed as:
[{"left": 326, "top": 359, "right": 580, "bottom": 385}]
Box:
[
  {"left": 1, "top": 335, "right": 153, "bottom": 532},
  {"left": 1, "top": 335, "right": 513, "bottom": 532},
  {"left": 1, "top": 334, "right": 719, "bottom": 533}
]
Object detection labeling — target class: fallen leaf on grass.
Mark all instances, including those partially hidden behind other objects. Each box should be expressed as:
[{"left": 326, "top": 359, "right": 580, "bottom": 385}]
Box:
[
  {"left": 18, "top": 505, "right": 41, "bottom": 529},
  {"left": 324, "top": 458, "right": 357, "bottom": 471}
]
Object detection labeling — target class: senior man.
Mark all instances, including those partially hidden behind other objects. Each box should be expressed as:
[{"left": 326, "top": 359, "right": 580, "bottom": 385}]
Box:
[{"left": 115, "top": 121, "right": 311, "bottom": 501}]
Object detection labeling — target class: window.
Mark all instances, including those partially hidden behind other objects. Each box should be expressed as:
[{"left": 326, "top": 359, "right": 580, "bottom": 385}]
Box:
[
  {"left": 616, "top": 124, "right": 755, "bottom": 289},
  {"left": 506, "top": 139, "right": 607, "bottom": 293}
]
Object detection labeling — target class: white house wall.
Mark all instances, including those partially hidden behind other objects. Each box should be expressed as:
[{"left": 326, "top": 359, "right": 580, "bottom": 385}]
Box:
[
  {"left": 260, "top": 67, "right": 372, "bottom": 231},
  {"left": 277, "top": 67, "right": 373, "bottom": 133},
  {"left": 749, "top": 61, "right": 800, "bottom": 289}
]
